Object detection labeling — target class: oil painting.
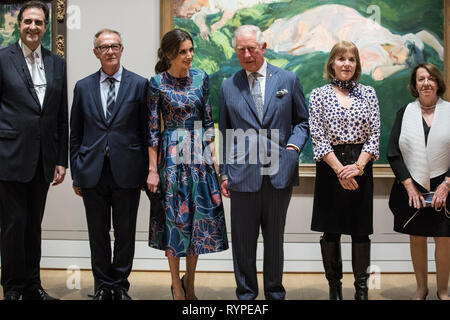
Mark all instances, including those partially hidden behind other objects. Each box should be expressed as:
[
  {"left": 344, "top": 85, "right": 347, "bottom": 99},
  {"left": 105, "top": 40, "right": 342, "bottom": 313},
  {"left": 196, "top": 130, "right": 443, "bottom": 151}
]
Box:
[{"left": 173, "top": 0, "right": 445, "bottom": 164}]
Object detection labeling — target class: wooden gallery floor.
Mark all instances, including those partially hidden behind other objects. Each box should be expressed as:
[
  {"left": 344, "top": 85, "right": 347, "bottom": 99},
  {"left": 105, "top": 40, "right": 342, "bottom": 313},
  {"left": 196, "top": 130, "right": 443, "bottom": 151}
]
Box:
[{"left": 0, "top": 270, "right": 446, "bottom": 300}]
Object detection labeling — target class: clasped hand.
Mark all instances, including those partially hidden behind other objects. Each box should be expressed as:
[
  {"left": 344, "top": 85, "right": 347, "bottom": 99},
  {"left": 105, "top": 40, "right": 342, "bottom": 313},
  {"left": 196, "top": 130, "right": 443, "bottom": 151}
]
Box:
[{"left": 337, "top": 164, "right": 359, "bottom": 190}]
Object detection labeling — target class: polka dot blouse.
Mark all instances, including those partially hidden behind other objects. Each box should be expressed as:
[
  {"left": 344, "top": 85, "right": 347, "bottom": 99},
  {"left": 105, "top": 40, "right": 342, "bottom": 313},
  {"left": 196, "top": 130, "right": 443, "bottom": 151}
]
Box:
[{"left": 308, "top": 83, "right": 380, "bottom": 162}]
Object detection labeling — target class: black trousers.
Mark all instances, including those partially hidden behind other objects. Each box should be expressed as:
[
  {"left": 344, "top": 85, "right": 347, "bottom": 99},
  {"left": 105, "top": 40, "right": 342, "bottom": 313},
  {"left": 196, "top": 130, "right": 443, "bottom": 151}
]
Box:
[
  {"left": 0, "top": 158, "right": 49, "bottom": 295},
  {"left": 82, "top": 157, "right": 140, "bottom": 291},
  {"left": 230, "top": 176, "right": 292, "bottom": 300}
]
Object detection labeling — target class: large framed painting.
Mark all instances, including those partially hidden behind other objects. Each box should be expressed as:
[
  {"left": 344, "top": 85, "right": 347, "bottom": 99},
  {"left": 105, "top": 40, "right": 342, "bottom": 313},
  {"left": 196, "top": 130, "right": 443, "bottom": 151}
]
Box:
[
  {"left": 0, "top": 0, "right": 67, "bottom": 58},
  {"left": 161, "top": 0, "right": 449, "bottom": 177}
]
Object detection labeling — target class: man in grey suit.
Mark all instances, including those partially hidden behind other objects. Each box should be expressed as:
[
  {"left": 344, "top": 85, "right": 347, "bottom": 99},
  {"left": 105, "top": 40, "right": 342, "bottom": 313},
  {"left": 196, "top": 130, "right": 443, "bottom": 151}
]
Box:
[
  {"left": 0, "top": 1, "right": 68, "bottom": 300},
  {"left": 219, "top": 25, "right": 309, "bottom": 300}
]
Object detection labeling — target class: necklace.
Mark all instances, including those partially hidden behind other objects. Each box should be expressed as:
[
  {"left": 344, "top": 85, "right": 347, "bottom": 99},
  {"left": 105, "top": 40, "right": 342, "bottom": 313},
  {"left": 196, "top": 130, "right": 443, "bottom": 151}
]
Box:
[{"left": 420, "top": 104, "right": 436, "bottom": 110}]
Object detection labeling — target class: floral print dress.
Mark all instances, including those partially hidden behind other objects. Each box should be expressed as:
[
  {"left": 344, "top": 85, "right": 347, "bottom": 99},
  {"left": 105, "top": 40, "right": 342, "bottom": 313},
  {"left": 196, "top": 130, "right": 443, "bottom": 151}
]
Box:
[{"left": 148, "top": 69, "right": 228, "bottom": 257}]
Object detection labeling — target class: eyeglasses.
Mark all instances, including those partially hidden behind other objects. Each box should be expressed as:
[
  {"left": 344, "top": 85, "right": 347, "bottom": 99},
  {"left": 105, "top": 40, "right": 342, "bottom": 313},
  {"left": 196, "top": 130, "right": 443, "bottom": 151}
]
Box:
[
  {"left": 96, "top": 44, "right": 122, "bottom": 53},
  {"left": 236, "top": 46, "right": 259, "bottom": 55}
]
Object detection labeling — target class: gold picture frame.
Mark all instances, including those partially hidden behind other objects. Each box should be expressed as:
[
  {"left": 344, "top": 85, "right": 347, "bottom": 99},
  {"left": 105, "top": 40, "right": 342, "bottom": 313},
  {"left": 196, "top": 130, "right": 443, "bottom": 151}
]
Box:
[{"left": 160, "top": 0, "right": 449, "bottom": 178}]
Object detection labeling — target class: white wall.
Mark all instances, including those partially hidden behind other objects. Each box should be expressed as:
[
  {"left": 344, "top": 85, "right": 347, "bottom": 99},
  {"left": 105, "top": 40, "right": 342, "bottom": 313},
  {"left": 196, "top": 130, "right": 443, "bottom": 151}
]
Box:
[{"left": 40, "top": 0, "right": 421, "bottom": 273}]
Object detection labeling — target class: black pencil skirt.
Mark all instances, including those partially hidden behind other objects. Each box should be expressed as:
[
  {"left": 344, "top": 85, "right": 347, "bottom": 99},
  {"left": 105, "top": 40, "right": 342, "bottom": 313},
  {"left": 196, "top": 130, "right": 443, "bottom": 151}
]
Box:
[{"left": 311, "top": 144, "right": 374, "bottom": 235}]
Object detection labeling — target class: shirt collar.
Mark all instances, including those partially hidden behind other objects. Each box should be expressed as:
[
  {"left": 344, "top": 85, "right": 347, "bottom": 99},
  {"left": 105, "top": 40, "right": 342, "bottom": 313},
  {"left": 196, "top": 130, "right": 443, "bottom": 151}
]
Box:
[
  {"left": 100, "top": 66, "right": 123, "bottom": 83},
  {"left": 19, "top": 39, "right": 42, "bottom": 60},
  {"left": 246, "top": 60, "right": 267, "bottom": 78}
]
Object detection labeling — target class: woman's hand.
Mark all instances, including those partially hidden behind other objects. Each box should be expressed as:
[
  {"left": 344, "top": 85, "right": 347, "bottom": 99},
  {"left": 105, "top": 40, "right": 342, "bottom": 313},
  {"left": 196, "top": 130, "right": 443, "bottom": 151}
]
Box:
[
  {"left": 337, "top": 164, "right": 360, "bottom": 180},
  {"left": 147, "top": 169, "right": 160, "bottom": 193},
  {"left": 338, "top": 177, "right": 359, "bottom": 190},
  {"left": 431, "top": 181, "right": 449, "bottom": 209},
  {"left": 402, "top": 179, "right": 425, "bottom": 209}
]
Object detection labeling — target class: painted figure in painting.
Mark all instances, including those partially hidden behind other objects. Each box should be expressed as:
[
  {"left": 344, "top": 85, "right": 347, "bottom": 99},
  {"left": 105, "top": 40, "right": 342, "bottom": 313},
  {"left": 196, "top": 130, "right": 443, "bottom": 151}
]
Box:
[
  {"left": 175, "top": 0, "right": 283, "bottom": 40},
  {"left": 263, "top": 4, "right": 443, "bottom": 81}
]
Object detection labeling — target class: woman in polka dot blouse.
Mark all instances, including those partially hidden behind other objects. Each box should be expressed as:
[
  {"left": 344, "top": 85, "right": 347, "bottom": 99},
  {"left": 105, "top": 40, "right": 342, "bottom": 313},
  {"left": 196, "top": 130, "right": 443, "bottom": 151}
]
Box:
[{"left": 309, "top": 41, "right": 380, "bottom": 300}]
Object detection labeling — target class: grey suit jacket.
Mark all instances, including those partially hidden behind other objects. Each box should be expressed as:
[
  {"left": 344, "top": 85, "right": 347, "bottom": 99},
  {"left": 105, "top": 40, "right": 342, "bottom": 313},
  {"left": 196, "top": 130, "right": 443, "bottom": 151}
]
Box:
[{"left": 219, "top": 63, "right": 309, "bottom": 192}]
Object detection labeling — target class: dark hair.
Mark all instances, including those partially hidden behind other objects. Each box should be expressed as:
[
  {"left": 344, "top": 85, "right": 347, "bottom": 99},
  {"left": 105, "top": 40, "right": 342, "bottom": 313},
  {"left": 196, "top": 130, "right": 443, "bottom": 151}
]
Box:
[
  {"left": 155, "top": 28, "right": 193, "bottom": 74},
  {"left": 324, "top": 41, "right": 362, "bottom": 82},
  {"left": 18, "top": 1, "right": 49, "bottom": 25},
  {"left": 409, "top": 62, "right": 446, "bottom": 98}
]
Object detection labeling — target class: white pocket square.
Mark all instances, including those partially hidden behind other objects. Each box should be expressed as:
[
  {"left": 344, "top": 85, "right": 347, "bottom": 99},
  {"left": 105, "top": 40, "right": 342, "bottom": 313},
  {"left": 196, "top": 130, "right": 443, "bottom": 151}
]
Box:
[{"left": 276, "top": 89, "right": 288, "bottom": 97}]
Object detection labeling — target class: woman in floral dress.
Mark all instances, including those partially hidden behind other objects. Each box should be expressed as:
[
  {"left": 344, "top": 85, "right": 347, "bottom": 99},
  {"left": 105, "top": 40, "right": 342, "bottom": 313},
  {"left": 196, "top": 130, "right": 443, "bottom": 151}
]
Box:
[{"left": 147, "top": 29, "right": 228, "bottom": 300}]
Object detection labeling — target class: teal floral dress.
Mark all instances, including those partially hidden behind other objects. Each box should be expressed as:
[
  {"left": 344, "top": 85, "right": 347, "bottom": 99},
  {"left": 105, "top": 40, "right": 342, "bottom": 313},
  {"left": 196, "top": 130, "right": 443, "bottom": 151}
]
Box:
[{"left": 148, "top": 69, "right": 228, "bottom": 257}]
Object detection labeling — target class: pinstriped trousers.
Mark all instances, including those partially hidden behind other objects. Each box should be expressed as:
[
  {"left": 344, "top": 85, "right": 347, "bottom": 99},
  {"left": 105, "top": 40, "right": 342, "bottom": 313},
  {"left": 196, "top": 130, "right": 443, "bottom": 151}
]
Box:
[{"left": 230, "top": 176, "right": 292, "bottom": 300}]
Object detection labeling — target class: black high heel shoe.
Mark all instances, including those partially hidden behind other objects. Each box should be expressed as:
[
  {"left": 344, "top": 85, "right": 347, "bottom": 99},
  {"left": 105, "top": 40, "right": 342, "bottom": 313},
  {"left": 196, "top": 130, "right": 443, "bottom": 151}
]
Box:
[{"left": 181, "top": 275, "right": 187, "bottom": 296}]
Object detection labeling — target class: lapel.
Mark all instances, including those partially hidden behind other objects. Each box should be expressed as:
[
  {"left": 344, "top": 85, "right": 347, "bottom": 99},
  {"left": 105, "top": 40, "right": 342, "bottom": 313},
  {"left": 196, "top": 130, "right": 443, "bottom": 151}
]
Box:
[
  {"left": 109, "top": 68, "right": 130, "bottom": 123},
  {"left": 9, "top": 42, "right": 41, "bottom": 112},
  {"left": 263, "top": 63, "right": 279, "bottom": 122},
  {"left": 236, "top": 69, "right": 261, "bottom": 123},
  {"left": 41, "top": 47, "right": 54, "bottom": 113},
  {"left": 90, "top": 71, "right": 108, "bottom": 125}
]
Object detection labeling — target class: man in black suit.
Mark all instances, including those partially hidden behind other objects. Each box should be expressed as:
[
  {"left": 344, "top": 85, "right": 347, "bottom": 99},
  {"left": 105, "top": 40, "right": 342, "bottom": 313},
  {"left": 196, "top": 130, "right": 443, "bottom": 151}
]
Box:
[
  {"left": 70, "top": 29, "right": 148, "bottom": 300},
  {"left": 0, "top": 1, "right": 68, "bottom": 300}
]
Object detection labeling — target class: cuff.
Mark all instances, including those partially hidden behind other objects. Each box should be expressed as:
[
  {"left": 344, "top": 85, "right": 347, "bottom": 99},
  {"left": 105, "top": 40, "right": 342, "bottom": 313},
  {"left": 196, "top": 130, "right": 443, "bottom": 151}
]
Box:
[{"left": 286, "top": 144, "right": 300, "bottom": 154}]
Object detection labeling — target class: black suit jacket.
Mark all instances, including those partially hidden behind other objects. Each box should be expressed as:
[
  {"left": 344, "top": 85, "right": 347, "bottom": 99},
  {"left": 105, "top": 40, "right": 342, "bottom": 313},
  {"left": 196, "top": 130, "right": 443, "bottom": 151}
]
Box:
[
  {"left": 70, "top": 68, "right": 148, "bottom": 189},
  {"left": 0, "top": 42, "right": 68, "bottom": 183}
]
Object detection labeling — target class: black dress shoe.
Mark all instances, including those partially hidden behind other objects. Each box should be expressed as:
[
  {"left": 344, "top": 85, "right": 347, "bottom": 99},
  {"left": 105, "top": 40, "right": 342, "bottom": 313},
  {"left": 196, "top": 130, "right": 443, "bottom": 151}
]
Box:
[
  {"left": 93, "top": 288, "right": 113, "bottom": 300},
  {"left": 22, "top": 288, "right": 58, "bottom": 300},
  {"left": 114, "top": 288, "right": 132, "bottom": 300},
  {"left": 4, "top": 291, "right": 21, "bottom": 300}
]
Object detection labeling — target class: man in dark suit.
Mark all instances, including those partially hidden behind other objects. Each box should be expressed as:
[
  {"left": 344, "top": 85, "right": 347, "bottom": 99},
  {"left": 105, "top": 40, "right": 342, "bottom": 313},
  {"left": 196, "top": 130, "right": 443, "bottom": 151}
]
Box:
[
  {"left": 0, "top": 1, "right": 68, "bottom": 300},
  {"left": 70, "top": 29, "right": 148, "bottom": 300},
  {"left": 219, "top": 25, "right": 309, "bottom": 300}
]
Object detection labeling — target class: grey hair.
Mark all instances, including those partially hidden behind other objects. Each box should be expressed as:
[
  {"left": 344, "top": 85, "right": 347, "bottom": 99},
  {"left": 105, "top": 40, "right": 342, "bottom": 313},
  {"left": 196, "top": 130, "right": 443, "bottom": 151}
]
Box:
[
  {"left": 232, "top": 25, "right": 265, "bottom": 48},
  {"left": 93, "top": 28, "right": 122, "bottom": 48}
]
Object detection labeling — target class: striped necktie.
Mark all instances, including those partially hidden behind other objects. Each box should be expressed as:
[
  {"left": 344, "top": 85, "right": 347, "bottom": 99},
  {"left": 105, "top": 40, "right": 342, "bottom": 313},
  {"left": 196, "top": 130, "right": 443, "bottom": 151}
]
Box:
[{"left": 106, "top": 77, "right": 116, "bottom": 121}]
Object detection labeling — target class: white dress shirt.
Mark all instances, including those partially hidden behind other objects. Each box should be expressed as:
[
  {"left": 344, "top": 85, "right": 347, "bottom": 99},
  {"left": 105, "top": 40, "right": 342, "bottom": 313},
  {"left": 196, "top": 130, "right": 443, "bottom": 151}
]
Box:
[{"left": 20, "top": 40, "right": 46, "bottom": 107}]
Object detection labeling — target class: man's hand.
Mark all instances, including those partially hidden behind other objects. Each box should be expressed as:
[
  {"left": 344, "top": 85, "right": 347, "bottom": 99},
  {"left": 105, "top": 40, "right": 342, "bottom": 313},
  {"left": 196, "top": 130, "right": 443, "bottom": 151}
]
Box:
[
  {"left": 220, "top": 179, "right": 230, "bottom": 198},
  {"left": 73, "top": 186, "right": 83, "bottom": 197},
  {"left": 52, "top": 166, "right": 66, "bottom": 186}
]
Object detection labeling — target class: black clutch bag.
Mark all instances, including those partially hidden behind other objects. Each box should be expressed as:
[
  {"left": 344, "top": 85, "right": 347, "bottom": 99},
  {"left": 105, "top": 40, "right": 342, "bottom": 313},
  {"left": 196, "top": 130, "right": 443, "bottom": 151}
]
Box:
[{"left": 145, "top": 187, "right": 166, "bottom": 250}]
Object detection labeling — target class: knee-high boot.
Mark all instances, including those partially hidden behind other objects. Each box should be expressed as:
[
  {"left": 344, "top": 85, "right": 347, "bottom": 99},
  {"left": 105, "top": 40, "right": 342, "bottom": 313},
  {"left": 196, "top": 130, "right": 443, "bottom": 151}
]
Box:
[
  {"left": 320, "top": 237, "right": 343, "bottom": 300},
  {"left": 352, "top": 240, "right": 371, "bottom": 300}
]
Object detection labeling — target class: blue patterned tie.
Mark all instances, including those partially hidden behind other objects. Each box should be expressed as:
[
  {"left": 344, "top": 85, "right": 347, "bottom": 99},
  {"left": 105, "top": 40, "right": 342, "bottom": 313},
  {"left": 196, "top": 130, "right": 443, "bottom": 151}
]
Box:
[
  {"left": 250, "top": 72, "right": 264, "bottom": 122},
  {"left": 106, "top": 77, "right": 115, "bottom": 121}
]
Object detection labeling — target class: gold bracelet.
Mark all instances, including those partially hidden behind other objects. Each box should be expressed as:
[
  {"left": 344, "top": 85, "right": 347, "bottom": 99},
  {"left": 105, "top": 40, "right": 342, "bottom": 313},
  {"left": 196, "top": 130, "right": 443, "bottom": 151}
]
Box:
[{"left": 354, "top": 162, "right": 364, "bottom": 176}]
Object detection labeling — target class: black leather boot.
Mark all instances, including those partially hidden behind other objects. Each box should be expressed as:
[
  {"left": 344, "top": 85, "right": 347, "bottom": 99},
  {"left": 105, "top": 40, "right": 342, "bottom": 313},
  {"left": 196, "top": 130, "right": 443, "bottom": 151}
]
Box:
[
  {"left": 352, "top": 240, "right": 371, "bottom": 300},
  {"left": 320, "top": 237, "right": 343, "bottom": 300}
]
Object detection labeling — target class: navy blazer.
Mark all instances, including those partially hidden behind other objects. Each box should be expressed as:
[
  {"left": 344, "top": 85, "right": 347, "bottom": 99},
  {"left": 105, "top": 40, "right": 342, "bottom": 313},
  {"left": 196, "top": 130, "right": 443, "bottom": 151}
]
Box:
[
  {"left": 219, "top": 63, "right": 309, "bottom": 192},
  {"left": 0, "top": 42, "right": 68, "bottom": 183},
  {"left": 70, "top": 68, "right": 148, "bottom": 189}
]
